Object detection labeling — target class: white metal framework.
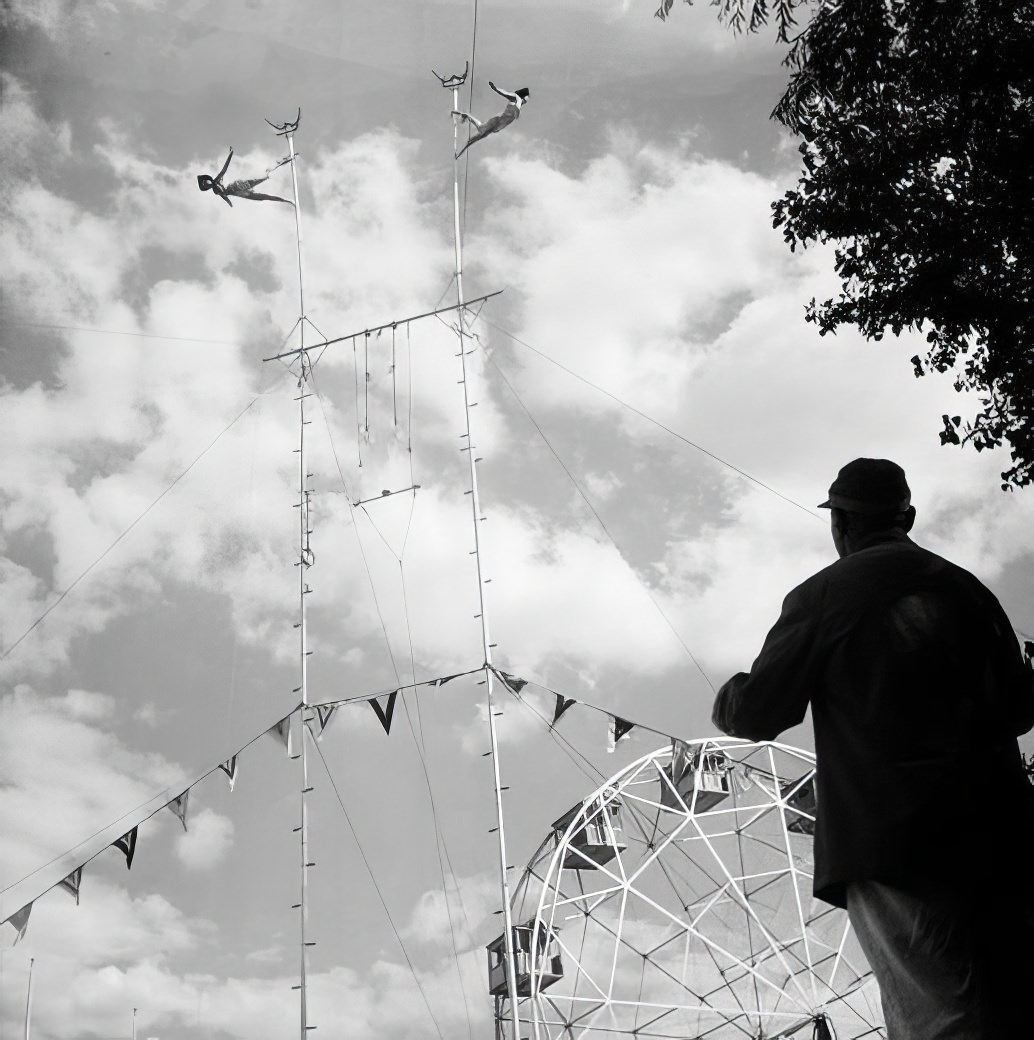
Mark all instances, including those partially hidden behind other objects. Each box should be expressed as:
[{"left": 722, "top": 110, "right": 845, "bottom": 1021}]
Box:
[{"left": 497, "top": 738, "right": 886, "bottom": 1039}]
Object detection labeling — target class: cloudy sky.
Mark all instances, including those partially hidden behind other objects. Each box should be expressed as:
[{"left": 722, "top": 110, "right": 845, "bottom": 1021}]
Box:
[{"left": 2, "top": 1, "right": 1033, "bottom": 1038}]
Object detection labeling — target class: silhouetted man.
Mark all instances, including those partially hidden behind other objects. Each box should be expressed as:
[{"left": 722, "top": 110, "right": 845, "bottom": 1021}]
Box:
[{"left": 712, "top": 458, "right": 1034, "bottom": 1039}]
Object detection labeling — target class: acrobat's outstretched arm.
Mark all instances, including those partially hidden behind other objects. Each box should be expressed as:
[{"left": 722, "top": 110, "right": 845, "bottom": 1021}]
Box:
[
  {"left": 215, "top": 148, "right": 234, "bottom": 184},
  {"left": 488, "top": 81, "right": 520, "bottom": 105}
]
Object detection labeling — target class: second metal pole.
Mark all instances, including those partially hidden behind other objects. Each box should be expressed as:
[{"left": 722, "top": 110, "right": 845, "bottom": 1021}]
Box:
[{"left": 451, "top": 85, "right": 522, "bottom": 1040}]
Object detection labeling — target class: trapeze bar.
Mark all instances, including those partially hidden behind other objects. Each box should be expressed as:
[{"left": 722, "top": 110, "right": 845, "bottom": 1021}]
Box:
[
  {"left": 261, "top": 290, "right": 504, "bottom": 362},
  {"left": 353, "top": 484, "right": 421, "bottom": 507}
]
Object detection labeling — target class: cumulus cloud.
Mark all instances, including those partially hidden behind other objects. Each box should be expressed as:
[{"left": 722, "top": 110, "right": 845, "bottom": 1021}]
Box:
[
  {"left": 2, "top": 10, "right": 1032, "bottom": 1039},
  {"left": 402, "top": 871, "right": 498, "bottom": 950},
  {"left": 174, "top": 808, "right": 234, "bottom": 869},
  {"left": 0, "top": 687, "right": 186, "bottom": 899}
]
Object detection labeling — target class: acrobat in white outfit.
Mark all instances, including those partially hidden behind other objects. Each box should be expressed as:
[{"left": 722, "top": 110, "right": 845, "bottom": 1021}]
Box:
[{"left": 453, "top": 81, "right": 530, "bottom": 159}]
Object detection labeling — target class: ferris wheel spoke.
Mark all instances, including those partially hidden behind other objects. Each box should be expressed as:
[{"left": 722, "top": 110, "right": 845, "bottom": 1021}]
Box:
[
  {"left": 507, "top": 740, "right": 884, "bottom": 1039},
  {"left": 552, "top": 880, "right": 793, "bottom": 1023},
  {"left": 690, "top": 812, "right": 816, "bottom": 1008},
  {"left": 762, "top": 743, "right": 820, "bottom": 1009}
]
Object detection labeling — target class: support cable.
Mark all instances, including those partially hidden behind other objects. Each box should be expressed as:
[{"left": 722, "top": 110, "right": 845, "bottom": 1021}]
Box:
[
  {"left": 397, "top": 691, "right": 478, "bottom": 1040},
  {"left": 1, "top": 320, "right": 241, "bottom": 346},
  {"left": 476, "top": 316, "right": 822, "bottom": 523},
  {"left": 473, "top": 337, "right": 716, "bottom": 692},
  {"left": 1, "top": 391, "right": 272, "bottom": 663},
  {"left": 311, "top": 740, "right": 447, "bottom": 1040}
]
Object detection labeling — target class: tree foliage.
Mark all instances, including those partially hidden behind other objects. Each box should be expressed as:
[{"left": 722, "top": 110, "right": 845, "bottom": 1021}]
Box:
[{"left": 659, "top": 0, "right": 1034, "bottom": 489}]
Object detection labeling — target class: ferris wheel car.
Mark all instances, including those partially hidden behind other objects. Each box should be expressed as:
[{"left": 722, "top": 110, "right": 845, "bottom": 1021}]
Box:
[
  {"left": 487, "top": 921, "right": 564, "bottom": 997},
  {"left": 551, "top": 796, "right": 626, "bottom": 869}
]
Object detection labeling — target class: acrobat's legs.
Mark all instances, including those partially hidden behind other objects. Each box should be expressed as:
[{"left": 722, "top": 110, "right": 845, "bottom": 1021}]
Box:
[
  {"left": 455, "top": 136, "right": 479, "bottom": 159},
  {"left": 455, "top": 114, "right": 509, "bottom": 158},
  {"left": 226, "top": 176, "right": 269, "bottom": 194},
  {"left": 452, "top": 110, "right": 483, "bottom": 130},
  {"left": 224, "top": 177, "right": 294, "bottom": 205},
  {"left": 243, "top": 191, "right": 294, "bottom": 206}
]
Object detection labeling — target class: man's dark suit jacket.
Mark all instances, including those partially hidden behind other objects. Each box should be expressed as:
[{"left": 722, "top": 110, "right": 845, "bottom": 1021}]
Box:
[{"left": 713, "top": 529, "right": 1034, "bottom": 907}]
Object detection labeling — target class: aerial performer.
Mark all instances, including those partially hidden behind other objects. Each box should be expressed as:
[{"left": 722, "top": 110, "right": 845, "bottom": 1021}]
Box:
[
  {"left": 197, "top": 148, "right": 294, "bottom": 207},
  {"left": 711, "top": 458, "right": 1034, "bottom": 1039},
  {"left": 453, "top": 81, "right": 530, "bottom": 159}
]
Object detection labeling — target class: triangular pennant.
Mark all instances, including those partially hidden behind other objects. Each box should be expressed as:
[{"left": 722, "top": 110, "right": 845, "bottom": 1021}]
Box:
[
  {"left": 552, "top": 693, "right": 577, "bottom": 727},
  {"left": 433, "top": 672, "right": 462, "bottom": 687},
  {"left": 608, "top": 716, "right": 635, "bottom": 753},
  {"left": 670, "top": 739, "right": 692, "bottom": 783},
  {"left": 59, "top": 866, "right": 83, "bottom": 905},
  {"left": 4, "top": 904, "right": 31, "bottom": 945},
  {"left": 496, "top": 670, "right": 527, "bottom": 694},
  {"left": 369, "top": 690, "right": 399, "bottom": 735},
  {"left": 310, "top": 704, "right": 337, "bottom": 741},
  {"left": 266, "top": 716, "right": 293, "bottom": 757},
  {"left": 218, "top": 755, "right": 238, "bottom": 791},
  {"left": 112, "top": 826, "right": 138, "bottom": 870},
  {"left": 166, "top": 790, "right": 190, "bottom": 832}
]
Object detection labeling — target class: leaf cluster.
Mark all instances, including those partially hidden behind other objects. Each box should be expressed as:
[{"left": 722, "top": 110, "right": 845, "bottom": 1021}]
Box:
[
  {"left": 770, "top": 1, "right": 1034, "bottom": 488},
  {"left": 655, "top": 0, "right": 1034, "bottom": 488},
  {"left": 654, "top": 0, "right": 806, "bottom": 40}
]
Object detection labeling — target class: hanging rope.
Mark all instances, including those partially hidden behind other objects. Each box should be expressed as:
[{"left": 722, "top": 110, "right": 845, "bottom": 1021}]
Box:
[
  {"left": 309, "top": 371, "right": 401, "bottom": 682},
  {"left": 364, "top": 330, "right": 371, "bottom": 437},
  {"left": 351, "top": 336, "right": 363, "bottom": 467},
  {"left": 391, "top": 324, "right": 398, "bottom": 427}
]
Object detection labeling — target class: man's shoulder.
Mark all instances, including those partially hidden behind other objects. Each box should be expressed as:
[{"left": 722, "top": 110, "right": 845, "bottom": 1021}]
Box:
[{"left": 818, "top": 537, "right": 993, "bottom": 602}]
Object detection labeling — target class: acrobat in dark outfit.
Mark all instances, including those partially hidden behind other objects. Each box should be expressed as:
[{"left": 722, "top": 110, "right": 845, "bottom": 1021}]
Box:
[
  {"left": 197, "top": 148, "right": 294, "bottom": 207},
  {"left": 453, "top": 82, "right": 530, "bottom": 159}
]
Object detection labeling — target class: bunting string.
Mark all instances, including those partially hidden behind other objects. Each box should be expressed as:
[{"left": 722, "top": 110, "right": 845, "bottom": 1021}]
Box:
[
  {"left": 3, "top": 662, "right": 801, "bottom": 950},
  {"left": 0, "top": 668, "right": 481, "bottom": 925}
]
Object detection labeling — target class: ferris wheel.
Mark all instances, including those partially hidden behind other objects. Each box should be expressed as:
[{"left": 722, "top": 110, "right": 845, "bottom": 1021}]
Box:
[{"left": 489, "top": 738, "right": 885, "bottom": 1040}]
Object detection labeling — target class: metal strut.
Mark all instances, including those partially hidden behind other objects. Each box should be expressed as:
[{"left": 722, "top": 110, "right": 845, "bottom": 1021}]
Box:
[
  {"left": 267, "top": 108, "right": 315, "bottom": 1040},
  {"left": 440, "top": 70, "right": 522, "bottom": 1040}
]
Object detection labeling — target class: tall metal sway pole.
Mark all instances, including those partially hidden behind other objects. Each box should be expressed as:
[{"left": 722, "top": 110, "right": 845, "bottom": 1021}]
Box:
[
  {"left": 273, "top": 112, "right": 316, "bottom": 1040},
  {"left": 445, "top": 72, "right": 522, "bottom": 1040}
]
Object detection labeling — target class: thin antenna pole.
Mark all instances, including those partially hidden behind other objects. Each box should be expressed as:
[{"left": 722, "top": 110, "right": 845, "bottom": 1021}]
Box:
[
  {"left": 448, "top": 80, "right": 521, "bottom": 1040},
  {"left": 23, "top": 958, "right": 34, "bottom": 1040},
  {"left": 282, "top": 118, "right": 314, "bottom": 1040}
]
